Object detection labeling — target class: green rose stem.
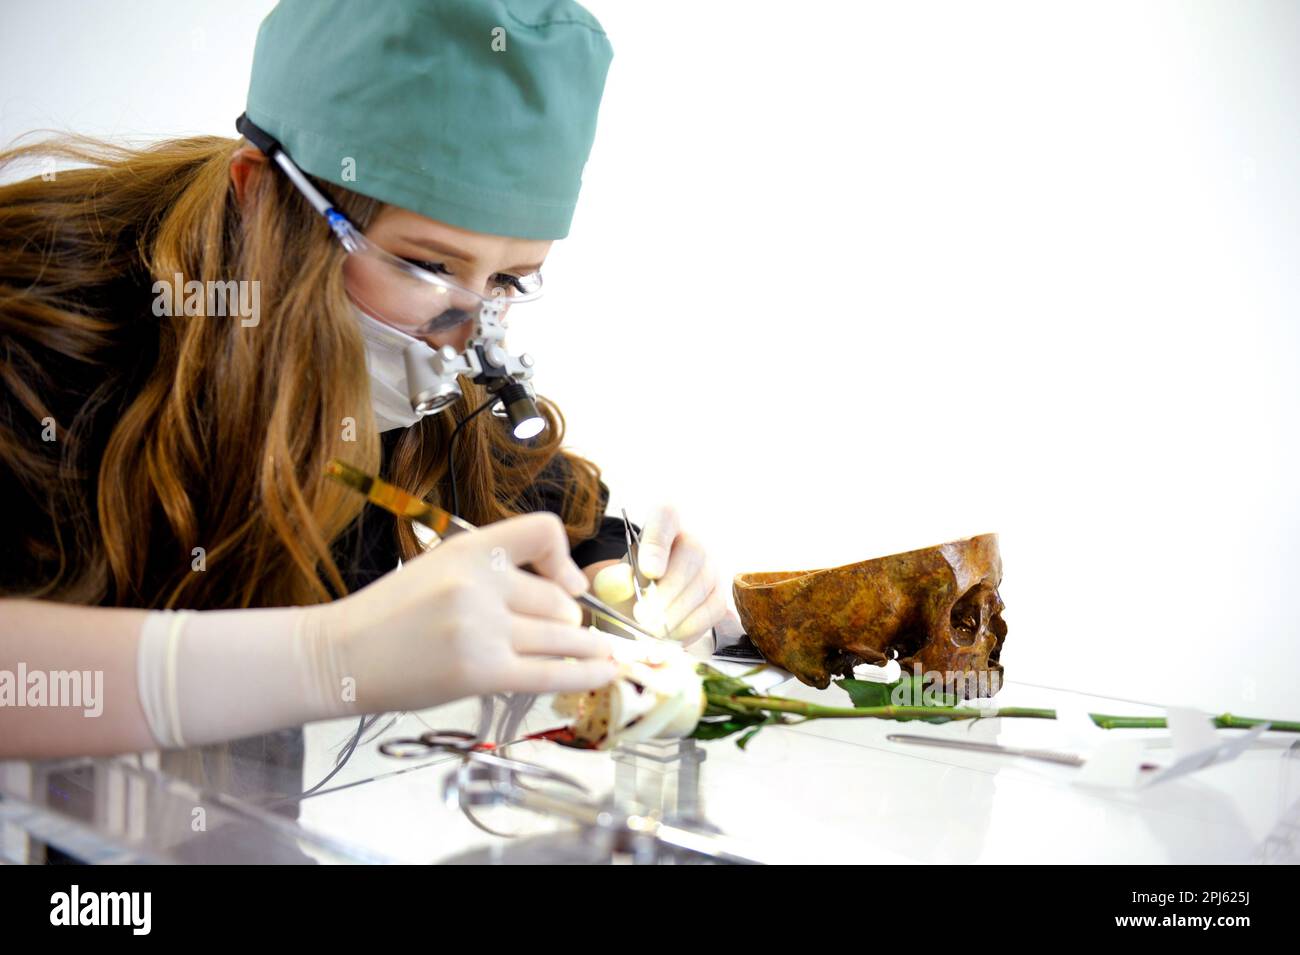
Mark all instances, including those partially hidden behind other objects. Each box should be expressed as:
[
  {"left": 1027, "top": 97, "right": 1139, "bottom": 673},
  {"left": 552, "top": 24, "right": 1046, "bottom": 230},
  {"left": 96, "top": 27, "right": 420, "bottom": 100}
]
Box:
[{"left": 708, "top": 695, "right": 1300, "bottom": 733}]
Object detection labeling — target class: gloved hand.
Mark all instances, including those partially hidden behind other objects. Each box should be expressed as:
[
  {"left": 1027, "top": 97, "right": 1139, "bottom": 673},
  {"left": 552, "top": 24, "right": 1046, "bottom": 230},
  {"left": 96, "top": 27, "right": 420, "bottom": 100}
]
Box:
[
  {"left": 138, "top": 511, "right": 618, "bottom": 748},
  {"left": 320, "top": 511, "right": 619, "bottom": 713},
  {"left": 591, "top": 504, "right": 726, "bottom": 645}
]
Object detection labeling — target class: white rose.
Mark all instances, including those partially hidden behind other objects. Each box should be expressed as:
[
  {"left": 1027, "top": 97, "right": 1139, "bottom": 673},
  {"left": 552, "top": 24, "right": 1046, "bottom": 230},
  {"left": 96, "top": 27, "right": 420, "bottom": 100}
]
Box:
[{"left": 554, "top": 633, "right": 706, "bottom": 749}]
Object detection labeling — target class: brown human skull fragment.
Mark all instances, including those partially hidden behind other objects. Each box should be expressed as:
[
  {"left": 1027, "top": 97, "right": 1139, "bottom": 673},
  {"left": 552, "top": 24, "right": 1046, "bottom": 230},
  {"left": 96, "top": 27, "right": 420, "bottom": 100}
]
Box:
[{"left": 732, "top": 534, "right": 1007, "bottom": 698}]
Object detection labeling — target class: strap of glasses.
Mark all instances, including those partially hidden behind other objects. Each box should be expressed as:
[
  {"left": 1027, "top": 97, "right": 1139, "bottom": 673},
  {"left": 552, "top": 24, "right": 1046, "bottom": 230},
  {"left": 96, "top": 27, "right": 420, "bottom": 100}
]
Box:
[{"left": 235, "top": 113, "right": 359, "bottom": 248}]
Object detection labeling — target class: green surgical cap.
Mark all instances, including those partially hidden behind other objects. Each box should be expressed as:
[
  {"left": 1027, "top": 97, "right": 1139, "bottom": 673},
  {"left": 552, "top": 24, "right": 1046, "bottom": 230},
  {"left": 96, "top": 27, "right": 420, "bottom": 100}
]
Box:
[{"left": 244, "top": 0, "right": 613, "bottom": 239}]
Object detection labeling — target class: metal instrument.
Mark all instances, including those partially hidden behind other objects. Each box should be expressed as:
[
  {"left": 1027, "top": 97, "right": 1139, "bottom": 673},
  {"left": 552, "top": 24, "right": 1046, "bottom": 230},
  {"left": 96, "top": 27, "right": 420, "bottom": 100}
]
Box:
[
  {"left": 887, "top": 733, "right": 1086, "bottom": 767},
  {"left": 382, "top": 731, "right": 765, "bottom": 863},
  {"left": 618, "top": 507, "right": 672, "bottom": 639},
  {"left": 621, "top": 507, "right": 651, "bottom": 604},
  {"left": 887, "top": 733, "right": 1161, "bottom": 771},
  {"left": 379, "top": 728, "right": 587, "bottom": 791}
]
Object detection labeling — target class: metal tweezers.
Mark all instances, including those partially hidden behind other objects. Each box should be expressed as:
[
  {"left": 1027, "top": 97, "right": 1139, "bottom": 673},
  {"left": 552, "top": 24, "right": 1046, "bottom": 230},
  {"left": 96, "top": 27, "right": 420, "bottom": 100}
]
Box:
[
  {"left": 621, "top": 507, "right": 651, "bottom": 604},
  {"left": 620, "top": 508, "right": 674, "bottom": 639}
]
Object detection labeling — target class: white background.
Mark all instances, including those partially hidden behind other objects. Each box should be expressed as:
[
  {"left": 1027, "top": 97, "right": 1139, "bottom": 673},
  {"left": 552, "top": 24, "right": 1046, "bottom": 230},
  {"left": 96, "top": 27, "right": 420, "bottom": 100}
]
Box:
[{"left": 3, "top": 1, "right": 1297, "bottom": 717}]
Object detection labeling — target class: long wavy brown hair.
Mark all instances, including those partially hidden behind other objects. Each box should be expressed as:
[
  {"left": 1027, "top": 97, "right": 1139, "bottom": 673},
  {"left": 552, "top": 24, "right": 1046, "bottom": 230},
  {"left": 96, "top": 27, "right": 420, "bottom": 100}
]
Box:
[{"left": 0, "top": 134, "right": 605, "bottom": 610}]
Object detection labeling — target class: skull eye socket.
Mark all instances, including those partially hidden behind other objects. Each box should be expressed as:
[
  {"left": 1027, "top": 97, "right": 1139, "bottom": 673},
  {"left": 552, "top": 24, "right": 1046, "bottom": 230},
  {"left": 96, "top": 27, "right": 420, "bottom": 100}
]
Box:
[{"left": 949, "top": 584, "right": 994, "bottom": 646}]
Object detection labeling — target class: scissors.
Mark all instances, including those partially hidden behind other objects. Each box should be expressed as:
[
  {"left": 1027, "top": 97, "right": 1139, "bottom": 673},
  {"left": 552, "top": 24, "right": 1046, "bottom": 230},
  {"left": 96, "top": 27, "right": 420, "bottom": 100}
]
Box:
[{"left": 378, "top": 728, "right": 588, "bottom": 791}]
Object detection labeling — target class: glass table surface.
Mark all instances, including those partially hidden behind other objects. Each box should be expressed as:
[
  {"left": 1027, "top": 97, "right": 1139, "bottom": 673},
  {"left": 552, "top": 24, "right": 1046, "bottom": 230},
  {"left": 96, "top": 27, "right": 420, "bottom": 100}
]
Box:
[{"left": 4, "top": 650, "right": 1298, "bottom": 864}]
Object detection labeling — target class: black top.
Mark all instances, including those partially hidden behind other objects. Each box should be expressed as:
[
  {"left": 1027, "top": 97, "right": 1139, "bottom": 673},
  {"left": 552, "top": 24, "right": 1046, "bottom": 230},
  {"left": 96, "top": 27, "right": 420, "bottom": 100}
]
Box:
[{"left": 331, "top": 428, "right": 632, "bottom": 593}]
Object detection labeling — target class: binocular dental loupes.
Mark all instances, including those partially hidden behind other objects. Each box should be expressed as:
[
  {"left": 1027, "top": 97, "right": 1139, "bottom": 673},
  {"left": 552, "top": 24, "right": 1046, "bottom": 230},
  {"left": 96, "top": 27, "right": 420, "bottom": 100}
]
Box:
[{"left": 403, "top": 296, "right": 546, "bottom": 440}]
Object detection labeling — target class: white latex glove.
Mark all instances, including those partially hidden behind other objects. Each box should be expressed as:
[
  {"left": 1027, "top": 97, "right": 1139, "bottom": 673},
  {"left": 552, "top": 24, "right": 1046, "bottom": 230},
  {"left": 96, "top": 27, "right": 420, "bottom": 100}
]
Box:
[
  {"left": 611, "top": 504, "right": 726, "bottom": 644},
  {"left": 325, "top": 511, "right": 620, "bottom": 710},
  {"left": 137, "top": 512, "right": 618, "bottom": 748}
]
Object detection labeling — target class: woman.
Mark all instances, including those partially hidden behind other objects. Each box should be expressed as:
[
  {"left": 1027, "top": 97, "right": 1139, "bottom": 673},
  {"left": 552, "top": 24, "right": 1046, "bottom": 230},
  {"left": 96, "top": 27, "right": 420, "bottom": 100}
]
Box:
[{"left": 0, "top": 0, "right": 726, "bottom": 760}]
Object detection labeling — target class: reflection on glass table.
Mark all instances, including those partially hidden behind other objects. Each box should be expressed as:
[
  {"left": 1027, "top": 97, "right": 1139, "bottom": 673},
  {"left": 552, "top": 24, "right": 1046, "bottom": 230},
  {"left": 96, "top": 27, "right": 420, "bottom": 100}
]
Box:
[{"left": 4, "top": 675, "right": 1299, "bottom": 864}]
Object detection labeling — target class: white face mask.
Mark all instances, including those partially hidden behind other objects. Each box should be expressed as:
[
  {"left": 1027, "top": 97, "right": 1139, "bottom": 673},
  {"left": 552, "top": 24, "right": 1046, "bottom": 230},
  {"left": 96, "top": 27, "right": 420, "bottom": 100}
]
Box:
[{"left": 352, "top": 304, "right": 438, "bottom": 432}]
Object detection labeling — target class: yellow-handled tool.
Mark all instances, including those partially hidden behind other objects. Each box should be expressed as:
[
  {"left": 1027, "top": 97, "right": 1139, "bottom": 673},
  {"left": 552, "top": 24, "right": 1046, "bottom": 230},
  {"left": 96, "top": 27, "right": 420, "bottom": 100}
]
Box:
[{"left": 326, "top": 460, "right": 660, "bottom": 642}]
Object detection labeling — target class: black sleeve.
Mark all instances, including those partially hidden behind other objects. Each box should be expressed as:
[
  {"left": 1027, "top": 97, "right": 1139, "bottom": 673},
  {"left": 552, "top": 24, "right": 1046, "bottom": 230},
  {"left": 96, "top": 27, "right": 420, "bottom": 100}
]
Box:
[{"left": 516, "top": 453, "right": 634, "bottom": 568}]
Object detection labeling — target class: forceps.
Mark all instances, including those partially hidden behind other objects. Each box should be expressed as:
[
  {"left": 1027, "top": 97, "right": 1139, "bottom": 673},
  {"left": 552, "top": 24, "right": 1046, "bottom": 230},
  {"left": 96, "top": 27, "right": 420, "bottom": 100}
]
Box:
[
  {"left": 621, "top": 507, "right": 652, "bottom": 605},
  {"left": 379, "top": 728, "right": 587, "bottom": 791},
  {"left": 621, "top": 508, "right": 673, "bottom": 639}
]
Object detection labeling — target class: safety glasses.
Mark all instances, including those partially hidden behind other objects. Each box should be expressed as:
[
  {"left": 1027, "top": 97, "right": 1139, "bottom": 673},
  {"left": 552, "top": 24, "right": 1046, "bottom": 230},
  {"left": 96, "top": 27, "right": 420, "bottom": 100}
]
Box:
[
  {"left": 340, "top": 229, "right": 541, "bottom": 337},
  {"left": 235, "top": 114, "right": 543, "bottom": 337}
]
